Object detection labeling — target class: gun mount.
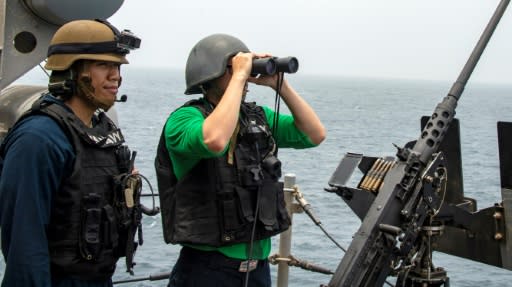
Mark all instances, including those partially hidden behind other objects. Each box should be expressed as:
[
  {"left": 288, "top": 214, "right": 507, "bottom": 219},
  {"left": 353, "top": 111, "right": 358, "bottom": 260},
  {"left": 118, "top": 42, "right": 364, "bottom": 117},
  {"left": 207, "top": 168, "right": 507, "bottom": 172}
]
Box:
[{"left": 325, "top": 0, "right": 511, "bottom": 286}]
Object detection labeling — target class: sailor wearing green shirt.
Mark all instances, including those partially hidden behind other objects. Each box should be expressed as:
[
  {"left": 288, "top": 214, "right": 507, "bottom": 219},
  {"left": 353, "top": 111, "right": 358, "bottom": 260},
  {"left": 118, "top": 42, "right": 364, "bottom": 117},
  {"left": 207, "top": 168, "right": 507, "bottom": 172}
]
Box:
[{"left": 155, "top": 33, "right": 326, "bottom": 287}]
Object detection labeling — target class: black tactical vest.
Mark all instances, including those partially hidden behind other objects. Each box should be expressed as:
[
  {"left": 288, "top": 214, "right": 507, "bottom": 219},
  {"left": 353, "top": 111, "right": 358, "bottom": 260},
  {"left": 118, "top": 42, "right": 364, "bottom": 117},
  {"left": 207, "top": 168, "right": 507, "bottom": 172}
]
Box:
[
  {"left": 155, "top": 99, "right": 290, "bottom": 247},
  {"left": 18, "top": 97, "right": 128, "bottom": 280}
]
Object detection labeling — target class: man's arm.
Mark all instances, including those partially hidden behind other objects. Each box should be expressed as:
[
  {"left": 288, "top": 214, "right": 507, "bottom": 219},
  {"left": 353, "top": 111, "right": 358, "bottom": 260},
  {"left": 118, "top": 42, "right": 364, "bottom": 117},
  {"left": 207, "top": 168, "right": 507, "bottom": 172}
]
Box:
[
  {"left": 0, "top": 116, "right": 74, "bottom": 287},
  {"left": 249, "top": 74, "right": 326, "bottom": 145},
  {"left": 201, "top": 52, "right": 252, "bottom": 153},
  {"left": 277, "top": 80, "right": 326, "bottom": 145}
]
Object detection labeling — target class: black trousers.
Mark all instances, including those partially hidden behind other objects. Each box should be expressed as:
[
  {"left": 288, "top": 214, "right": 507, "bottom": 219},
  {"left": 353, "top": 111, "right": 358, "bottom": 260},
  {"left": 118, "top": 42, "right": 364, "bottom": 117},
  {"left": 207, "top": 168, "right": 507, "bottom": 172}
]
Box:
[{"left": 167, "top": 246, "right": 271, "bottom": 287}]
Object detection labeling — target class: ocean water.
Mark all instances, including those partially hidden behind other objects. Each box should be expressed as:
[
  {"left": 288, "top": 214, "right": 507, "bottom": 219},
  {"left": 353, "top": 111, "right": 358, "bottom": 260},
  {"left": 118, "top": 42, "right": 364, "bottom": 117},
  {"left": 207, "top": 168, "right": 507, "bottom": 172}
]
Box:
[{"left": 2, "top": 67, "right": 512, "bottom": 286}]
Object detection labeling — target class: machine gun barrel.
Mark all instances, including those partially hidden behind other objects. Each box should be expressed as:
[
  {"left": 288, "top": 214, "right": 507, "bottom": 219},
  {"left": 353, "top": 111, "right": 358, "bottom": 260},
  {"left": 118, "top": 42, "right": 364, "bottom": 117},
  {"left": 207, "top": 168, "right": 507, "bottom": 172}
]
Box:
[
  {"left": 412, "top": 0, "right": 510, "bottom": 164},
  {"left": 328, "top": 1, "right": 510, "bottom": 286}
]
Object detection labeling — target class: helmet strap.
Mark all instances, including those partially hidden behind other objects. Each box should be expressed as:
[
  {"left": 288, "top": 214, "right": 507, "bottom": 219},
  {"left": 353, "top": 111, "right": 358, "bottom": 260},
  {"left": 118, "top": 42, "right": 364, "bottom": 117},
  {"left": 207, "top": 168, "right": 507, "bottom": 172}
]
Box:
[
  {"left": 199, "top": 84, "right": 207, "bottom": 95},
  {"left": 204, "top": 83, "right": 224, "bottom": 105},
  {"left": 76, "top": 76, "right": 112, "bottom": 112},
  {"left": 48, "top": 69, "right": 76, "bottom": 100},
  {"left": 206, "top": 75, "right": 235, "bottom": 103}
]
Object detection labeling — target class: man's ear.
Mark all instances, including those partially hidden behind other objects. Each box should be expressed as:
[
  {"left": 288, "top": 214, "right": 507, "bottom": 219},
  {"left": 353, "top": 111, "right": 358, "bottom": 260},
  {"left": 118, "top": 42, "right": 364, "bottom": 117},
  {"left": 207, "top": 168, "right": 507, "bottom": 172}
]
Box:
[{"left": 76, "top": 60, "right": 90, "bottom": 77}]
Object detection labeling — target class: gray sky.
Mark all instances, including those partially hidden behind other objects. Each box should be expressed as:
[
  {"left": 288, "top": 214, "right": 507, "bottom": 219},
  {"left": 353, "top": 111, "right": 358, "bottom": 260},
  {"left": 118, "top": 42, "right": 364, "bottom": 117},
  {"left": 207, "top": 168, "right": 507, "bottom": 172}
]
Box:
[{"left": 109, "top": 0, "right": 512, "bottom": 84}]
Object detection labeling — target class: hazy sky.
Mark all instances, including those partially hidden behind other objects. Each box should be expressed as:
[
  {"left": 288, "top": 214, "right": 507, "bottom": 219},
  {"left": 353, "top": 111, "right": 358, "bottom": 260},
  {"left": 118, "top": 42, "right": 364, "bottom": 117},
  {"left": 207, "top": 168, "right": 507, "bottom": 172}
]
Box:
[{"left": 109, "top": 0, "right": 511, "bottom": 84}]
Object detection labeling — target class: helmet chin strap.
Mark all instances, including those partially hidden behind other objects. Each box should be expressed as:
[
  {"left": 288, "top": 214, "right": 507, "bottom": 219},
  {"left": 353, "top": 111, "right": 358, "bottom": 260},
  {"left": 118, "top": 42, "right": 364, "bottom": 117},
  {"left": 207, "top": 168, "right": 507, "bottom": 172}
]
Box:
[
  {"left": 76, "top": 75, "right": 113, "bottom": 112},
  {"left": 204, "top": 83, "right": 224, "bottom": 105}
]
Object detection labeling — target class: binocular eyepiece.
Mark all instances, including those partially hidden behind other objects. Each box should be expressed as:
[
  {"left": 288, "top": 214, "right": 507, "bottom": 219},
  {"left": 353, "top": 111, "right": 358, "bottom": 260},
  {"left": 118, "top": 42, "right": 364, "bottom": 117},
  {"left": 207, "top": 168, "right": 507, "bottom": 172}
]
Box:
[{"left": 251, "top": 57, "right": 299, "bottom": 76}]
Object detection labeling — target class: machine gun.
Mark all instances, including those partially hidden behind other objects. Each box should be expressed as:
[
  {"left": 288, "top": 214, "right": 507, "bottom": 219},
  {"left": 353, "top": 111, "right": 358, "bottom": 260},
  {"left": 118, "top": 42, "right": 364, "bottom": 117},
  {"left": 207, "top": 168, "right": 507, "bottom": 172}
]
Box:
[{"left": 326, "top": 0, "right": 511, "bottom": 286}]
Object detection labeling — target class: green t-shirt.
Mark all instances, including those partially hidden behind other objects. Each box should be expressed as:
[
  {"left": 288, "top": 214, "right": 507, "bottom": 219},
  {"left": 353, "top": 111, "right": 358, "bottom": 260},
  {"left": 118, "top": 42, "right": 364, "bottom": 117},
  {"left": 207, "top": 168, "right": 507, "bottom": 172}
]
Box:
[{"left": 164, "top": 99, "right": 316, "bottom": 260}]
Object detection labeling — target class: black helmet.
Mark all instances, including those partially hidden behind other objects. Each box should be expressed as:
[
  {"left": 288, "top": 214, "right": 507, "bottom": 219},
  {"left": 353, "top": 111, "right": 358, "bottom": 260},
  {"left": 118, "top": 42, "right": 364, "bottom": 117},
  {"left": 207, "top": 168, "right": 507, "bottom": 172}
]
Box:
[{"left": 184, "top": 34, "right": 249, "bottom": 95}]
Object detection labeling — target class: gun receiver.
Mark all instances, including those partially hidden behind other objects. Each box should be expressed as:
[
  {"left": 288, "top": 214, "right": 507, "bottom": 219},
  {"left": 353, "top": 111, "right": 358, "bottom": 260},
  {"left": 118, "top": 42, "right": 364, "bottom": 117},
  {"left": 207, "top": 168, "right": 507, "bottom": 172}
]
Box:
[{"left": 327, "top": 1, "right": 510, "bottom": 286}]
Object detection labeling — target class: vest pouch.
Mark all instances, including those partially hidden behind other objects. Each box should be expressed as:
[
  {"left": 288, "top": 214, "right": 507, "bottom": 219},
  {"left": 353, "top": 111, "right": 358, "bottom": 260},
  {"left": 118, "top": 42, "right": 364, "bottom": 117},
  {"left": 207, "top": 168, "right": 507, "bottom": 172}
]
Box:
[
  {"left": 275, "top": 181, "right": 291, "bottom": 231},
  {"left": 235, "top": 186, "right": 256, "bottom": 224},
  {"left": 258, "top": 179, "right": 278, "bottom": 231},
  {"left": 255, "top": 180, "right": 290, "bottom": 236},
  {"left": 102, "top": 205, "right": 118, "bottom": 250},
  {"left": 112, "top": 174, "right": 130, "bottom": 227},
  {"left": 220, "top": 186, "right": 255, "bottom": 228},
  {"left": 220, "top": 186, "right": 256, "bottom": 243},
  {"left": 219, "top": 191, "right": 241, "bottom": 232},
  {"left": 113, "top": 176, "right": 143, "bottom": 274},
  {"left": 238, "top": 164, "right": 263, "bottom": 187},
  {"left": 251, "top": 180, "right": 290, "bottom": 240},
  {"left": 262, "top": 155, "right": 282, "bottom": 180},
  {"left": 80, "top": 193, "right": 102, "bottom": 261}
]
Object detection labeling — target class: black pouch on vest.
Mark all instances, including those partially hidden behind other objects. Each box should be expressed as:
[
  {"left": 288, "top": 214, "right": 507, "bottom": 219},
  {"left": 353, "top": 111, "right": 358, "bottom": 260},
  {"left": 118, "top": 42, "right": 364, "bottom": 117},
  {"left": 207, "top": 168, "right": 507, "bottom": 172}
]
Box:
[
  {"left": 220, "top": 185, "right": 257, "bottom": 244},
  {"left": 220, "top": 185, "right": 256, "bottom": 231},
  {"left": 102, "top": 205, "right": 118, "bottom": 251},
  {"left": 258, "top": 179, "right": 278, "bottom": 231},
  {"left": 235, "top": 186, "right": 255, "bottom": 223},
  {"left": 80, "top": 193, "right": 102, "bottom": 261},
  {"left": 238, "top": 164, "right": 263, "bottom": 187},
  {"left": 275, "top": 181, "right": 291, "bottom": 229},
  {"left": 219, "top": 189, "right": 240, "bottom": 232}
]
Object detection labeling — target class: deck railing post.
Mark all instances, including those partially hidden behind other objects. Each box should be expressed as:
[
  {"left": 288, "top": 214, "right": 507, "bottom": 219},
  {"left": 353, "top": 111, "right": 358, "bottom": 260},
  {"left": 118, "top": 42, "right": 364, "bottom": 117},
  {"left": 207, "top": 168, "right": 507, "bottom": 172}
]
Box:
[{"left": 276, "top": 173, "right": 296, "bottom": 287}]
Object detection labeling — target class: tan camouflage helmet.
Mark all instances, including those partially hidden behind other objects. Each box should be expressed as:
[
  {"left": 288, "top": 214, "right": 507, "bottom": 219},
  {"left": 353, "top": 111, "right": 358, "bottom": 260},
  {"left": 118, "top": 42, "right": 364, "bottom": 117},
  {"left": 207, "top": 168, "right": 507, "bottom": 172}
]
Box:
[{"left": 45, "top": 19, "right": 140, "bottom": 71}]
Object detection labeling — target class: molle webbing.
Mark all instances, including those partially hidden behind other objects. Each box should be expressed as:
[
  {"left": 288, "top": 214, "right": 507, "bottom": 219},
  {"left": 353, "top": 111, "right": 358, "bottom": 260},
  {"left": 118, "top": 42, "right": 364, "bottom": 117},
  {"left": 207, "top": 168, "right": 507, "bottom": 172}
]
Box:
[{"left": 156, "top": 99, "right": 290, "bottom": 246}]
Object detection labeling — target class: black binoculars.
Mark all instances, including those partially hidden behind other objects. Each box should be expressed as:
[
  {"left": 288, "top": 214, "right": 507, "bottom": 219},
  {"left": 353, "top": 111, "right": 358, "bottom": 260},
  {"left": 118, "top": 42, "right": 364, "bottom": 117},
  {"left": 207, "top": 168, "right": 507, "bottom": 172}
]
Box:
[{"left": 251, "top": 57, "right": 299, "bottom": 76}]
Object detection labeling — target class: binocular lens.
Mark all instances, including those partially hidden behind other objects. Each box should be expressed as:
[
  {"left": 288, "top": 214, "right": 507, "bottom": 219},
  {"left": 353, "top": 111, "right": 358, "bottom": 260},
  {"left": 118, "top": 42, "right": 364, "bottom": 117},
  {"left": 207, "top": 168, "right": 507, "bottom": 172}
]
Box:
[
  {"left": 275, "top": 57, "right": 299, "bottom": 74},
  {"left": 251, "top": 56, "right": 299, "bottom": 76},
  {"left": 252, "top": 58, "right": 277, "bottom": 76}
]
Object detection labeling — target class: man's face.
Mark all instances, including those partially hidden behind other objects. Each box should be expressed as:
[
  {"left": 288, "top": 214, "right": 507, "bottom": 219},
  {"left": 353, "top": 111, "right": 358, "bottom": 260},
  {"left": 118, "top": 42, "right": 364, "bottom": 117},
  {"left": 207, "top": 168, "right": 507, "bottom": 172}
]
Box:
[
  {"left": 215, "top": 58, "right": 249, "bottom": 97},
  {"left": 79, "top": 60, "right": 121, "bottom": 110}
]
